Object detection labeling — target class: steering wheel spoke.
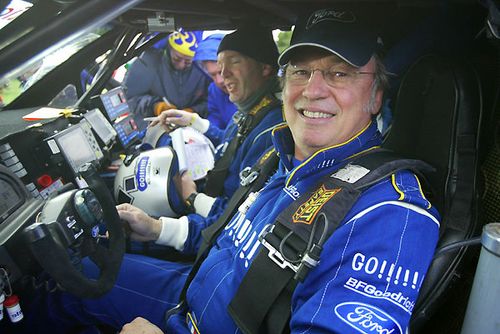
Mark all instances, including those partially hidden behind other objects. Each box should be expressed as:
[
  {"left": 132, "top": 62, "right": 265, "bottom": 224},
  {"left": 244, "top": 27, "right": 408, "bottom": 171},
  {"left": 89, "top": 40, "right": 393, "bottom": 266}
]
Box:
[{"left": 24, "top": 163, "right": 125, "bottom": 298}]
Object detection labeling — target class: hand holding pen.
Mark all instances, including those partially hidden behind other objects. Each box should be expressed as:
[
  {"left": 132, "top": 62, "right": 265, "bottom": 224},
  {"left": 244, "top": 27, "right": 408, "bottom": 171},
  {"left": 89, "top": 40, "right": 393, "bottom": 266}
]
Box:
[
  {"left": 153, "top": 96, "right": 177, "bottom": 116},
  {"left": 146, "top": 109, "right": 196, "bottom": 128}
]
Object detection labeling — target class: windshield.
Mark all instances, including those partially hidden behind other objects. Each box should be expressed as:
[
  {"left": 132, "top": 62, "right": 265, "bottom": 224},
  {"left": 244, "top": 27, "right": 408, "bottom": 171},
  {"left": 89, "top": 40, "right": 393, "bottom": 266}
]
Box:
[
  {"left": 0, "top": 33, "right": 101, "bottom": 108},
  {"left": 0, "top": 0, "right": 103, "bottom": 108},
  {"left": 0, "top": 0, "right": 111, "bottom": 109}
]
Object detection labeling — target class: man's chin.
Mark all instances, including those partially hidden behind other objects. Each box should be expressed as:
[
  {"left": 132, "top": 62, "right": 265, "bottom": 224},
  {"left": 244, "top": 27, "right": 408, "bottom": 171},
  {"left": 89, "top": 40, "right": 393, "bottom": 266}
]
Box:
[{"left": 228, "top": 94, "right": 240, "bottom": 104}]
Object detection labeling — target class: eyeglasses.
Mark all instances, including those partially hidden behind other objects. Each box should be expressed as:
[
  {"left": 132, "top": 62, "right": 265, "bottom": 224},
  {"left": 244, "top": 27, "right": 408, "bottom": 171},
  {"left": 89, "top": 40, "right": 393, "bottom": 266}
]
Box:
[{"left": 283, "top": 64, "right": 376, "bottom": 88}]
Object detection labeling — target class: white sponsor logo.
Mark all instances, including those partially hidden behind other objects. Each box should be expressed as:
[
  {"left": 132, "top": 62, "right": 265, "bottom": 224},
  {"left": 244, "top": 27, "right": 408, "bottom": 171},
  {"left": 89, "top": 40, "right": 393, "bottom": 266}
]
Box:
[
  {"left": 334, "top": 302, "right": 403, "bottom": 334},
  {"left": 224, "top": 212, "right": 266, "bottom": 268},
  {"left": 352, "top": 252, "right": 421, "bottom": 289},
  {"left": 331, "top": 164, "right": 370, "bottom": 183},
  {"left": 344, "top": 277, "right": 415, "bottom": 314},
  {"left": 284, "top": 184, "right": 300, "bottom": 199},
  {"left": 136, "top": 156, "right": 149, "bottom": 191},
  {"left": 306, "top": 9, "right": 356, "bottom": 29}
]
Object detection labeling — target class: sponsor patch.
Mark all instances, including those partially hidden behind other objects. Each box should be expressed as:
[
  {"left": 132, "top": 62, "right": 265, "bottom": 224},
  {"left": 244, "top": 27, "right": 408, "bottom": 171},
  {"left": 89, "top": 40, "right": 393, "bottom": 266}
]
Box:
[
  {"left": 249, "top": 96, "right": 272, "bottom": 115},
  {"left": 334, "top": 302, "right": 403, "bottom": 334},
  {"left": 135, "top": 156, "right": 149, "bottom": 191},
  {"left": 331, "top": 163, "right": 370, "bottom": 183},
  {"left": 292, "top": 185, "right": 340, "bottom": 224},
  {"left": 344, "top": 277, "right": 415, "bottom": 314},
  {"left": 259, "top": 148, "right": 275, "bottom": 164},
  {"left": 284, "top": 184, "right": 301, "bottom": 200}
]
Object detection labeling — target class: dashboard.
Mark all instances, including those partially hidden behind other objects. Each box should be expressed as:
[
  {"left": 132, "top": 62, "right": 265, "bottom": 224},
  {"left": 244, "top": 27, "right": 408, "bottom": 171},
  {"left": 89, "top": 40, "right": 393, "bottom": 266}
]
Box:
[
  {"left": 0, "top": 87, "right": 144, "bottom": 201},
  {"left": 0, "top": 87, "right": 145, "bottom": 285}
]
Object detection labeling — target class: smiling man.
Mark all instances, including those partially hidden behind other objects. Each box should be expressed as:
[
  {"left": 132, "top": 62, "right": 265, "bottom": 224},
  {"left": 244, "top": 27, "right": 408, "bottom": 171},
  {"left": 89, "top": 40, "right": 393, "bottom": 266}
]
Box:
[
  {"left": 31, "top": 10, "right": 439, "bottom": 334},
  {"left": 152, "top": 25, "right": 283, "bottom": 206},
  {"left": 282, "top": 48, "right": 382, "bottom": 159},
  {"left": 117, "top": 10, "right": 439, "bottom": 333}
]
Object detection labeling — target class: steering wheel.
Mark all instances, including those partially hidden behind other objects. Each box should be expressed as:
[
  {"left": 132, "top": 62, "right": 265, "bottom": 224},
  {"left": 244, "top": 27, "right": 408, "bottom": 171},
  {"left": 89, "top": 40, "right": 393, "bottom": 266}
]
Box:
[{"left": 24, "top": 163, "right": 125, "bottom": 298}]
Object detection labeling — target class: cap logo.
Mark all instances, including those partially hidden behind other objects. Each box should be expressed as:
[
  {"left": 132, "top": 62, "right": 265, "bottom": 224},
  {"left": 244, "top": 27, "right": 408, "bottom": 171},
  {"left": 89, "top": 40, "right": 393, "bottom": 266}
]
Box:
[{"left": 306, "top": 9, "right": 356, "bottom": 29}]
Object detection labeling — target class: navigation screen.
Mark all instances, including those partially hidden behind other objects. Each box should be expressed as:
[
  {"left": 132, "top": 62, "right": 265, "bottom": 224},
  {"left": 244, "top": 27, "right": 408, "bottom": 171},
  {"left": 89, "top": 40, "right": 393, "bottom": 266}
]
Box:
[
  {"left": 109, "top": 93, "right": 122, "bottom": 107},
  {"left": 55, "top": 126, "right": 97, "bottom": 174},
  {"left": 0, "top": 179, "right": 23, "bottom": 224},
  {"left": 84, "top": 108, "right": 117, "bottom": 145},
  {"left": 122, "top": 120, "right": 135, "bottom": 135}
]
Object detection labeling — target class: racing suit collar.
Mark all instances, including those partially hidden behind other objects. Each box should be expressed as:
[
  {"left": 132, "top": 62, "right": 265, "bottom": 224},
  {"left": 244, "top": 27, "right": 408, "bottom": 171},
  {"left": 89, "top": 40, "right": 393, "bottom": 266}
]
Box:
[
  {"left": 271, "top": 120, "right": 383, "bottom": 184},
  {"left": 234, "top": 77, "right": 280, "bottom": 115}
]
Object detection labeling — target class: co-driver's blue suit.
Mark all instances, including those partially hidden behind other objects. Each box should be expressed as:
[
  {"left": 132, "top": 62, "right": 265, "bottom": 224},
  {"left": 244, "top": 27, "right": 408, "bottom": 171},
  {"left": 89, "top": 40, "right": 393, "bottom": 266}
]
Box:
[
  {"left": 179, "top": 80, "right": 284, "bottom": 243},
  {"left": 43, "top": 120, "right": 439, "bottom": 334}
]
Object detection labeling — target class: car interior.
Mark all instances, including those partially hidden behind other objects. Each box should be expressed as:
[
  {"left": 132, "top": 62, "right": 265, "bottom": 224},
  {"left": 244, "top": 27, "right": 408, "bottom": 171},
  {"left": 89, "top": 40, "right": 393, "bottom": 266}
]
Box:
[{"left": 0, "top": 0, "right": 499, "bottom": 333}]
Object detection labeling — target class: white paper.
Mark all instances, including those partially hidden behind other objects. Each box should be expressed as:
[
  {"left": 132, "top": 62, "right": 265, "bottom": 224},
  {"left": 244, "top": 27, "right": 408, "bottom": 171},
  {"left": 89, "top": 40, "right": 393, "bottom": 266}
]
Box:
[{"left": 171, "top": 127, "right": 215, "bottom": 180}]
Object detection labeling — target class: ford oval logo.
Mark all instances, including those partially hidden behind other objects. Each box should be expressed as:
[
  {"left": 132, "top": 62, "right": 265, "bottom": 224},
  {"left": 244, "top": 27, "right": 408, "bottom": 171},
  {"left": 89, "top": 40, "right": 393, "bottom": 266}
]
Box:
[
  {"left": 334, "top": 302, "right": 403, "bottom": 334},
  {"left": 91, "top": 225, "right": 100, "bottom": 238},
  {"left": 136, "top": 156, "right": 149, "bottom": 191}
]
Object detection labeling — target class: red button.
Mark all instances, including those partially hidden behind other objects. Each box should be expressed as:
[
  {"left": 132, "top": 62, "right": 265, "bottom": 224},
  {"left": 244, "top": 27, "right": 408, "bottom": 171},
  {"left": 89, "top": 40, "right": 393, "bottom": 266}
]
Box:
[{"left": 37, "top": 174, "right": 53, "bottom": 188}]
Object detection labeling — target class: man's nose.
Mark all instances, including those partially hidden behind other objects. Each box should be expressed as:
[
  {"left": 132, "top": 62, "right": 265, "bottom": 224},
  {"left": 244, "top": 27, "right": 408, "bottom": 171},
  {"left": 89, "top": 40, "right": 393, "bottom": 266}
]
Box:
[
  {"left": 302, "top": 71, "right": 330, "bottom": 99},
  {"left": 220, "top": 64, "right": 231, "bottom": 78},
  {"left": 215, "top": 73, "right": 224, "bottom": 85}
]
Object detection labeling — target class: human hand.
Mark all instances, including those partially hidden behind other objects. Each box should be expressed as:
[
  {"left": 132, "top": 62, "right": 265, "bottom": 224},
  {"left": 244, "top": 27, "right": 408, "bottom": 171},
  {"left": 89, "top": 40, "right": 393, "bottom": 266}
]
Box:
[
  {"left": 119, "top": 317, "right": 163, "bottom": 334},
  {"left": 116, "top": 203, "right": 162, "bottom": 242},
  {"left": 153, "top": 101, "right": 177, "bottom": 116},
  {"left": 150, "top": 109, "right": 210, "bottom": 134},
  {"left": 179, "top": 171, "right": 197, "bottom": 201},
  {"left": 150, "top": 109, "right": 197, "bottom": 128}
]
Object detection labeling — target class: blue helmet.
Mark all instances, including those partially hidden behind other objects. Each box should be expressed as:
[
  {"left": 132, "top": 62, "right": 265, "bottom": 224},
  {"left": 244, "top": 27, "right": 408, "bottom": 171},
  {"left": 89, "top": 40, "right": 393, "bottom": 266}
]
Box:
[{"left": 193, "top": 33, "right": 225, "bottom": 62}]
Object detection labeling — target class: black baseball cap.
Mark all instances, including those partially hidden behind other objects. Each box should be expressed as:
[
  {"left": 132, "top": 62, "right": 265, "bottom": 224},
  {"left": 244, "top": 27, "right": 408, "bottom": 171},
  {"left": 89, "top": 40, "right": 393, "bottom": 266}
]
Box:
[
  {"left": 218, "top": 23, "right": 279, "bottom": 68},
  {"left": 278, "top": 9, "right": 381, "bottom": 68}
]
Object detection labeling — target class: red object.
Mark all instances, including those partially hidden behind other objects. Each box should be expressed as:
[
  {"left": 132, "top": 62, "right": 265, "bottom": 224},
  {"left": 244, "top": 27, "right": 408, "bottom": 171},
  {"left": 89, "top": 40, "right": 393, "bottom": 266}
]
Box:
[
  {"left": 37, "top": 174, "right": 53, "bottom": 188},
  {"left": 3, "top": 294, "right": 19, "bottom": 308}
]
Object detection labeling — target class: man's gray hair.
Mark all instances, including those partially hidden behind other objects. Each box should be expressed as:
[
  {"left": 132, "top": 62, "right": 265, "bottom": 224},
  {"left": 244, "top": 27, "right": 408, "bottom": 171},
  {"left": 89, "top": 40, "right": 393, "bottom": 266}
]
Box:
[{"left": 364, "top": 53, "right": 390, "bottom": 114}]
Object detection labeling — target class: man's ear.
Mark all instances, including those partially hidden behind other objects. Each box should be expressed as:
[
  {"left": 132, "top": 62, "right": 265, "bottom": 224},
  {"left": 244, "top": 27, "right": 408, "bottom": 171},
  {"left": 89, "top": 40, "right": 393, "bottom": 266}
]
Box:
[{"left": 372, "top": 90, "right": 384, "bottom": 115}]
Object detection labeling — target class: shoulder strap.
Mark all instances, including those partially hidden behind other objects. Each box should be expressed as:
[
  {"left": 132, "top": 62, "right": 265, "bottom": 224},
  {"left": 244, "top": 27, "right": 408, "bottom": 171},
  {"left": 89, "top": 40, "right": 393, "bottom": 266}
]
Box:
[
  {"left": 167, "top": 148, "right": 280, "bottom": 317},
  {"left": 204, "top": 94, "right": 281, "bottom": 197},
  {"left": 200, "top": 148, "right": 280, "bottom": 257},
  {"left": 228, "top": 149, "right": 434, "bottom": 334}
]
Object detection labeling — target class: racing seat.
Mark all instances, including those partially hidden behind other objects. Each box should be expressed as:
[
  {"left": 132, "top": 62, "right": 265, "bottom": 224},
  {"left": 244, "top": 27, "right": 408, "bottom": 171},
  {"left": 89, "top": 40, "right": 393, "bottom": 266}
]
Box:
[{"left": 382, "top": 54, "right": 483, "bottom": 332}]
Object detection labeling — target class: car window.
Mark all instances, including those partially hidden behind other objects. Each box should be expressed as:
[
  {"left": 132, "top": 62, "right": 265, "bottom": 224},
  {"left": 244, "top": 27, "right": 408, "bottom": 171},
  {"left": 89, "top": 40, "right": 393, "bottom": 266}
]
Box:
[{"left": 0, "top": 32, "right": 101, "bottom": 108}]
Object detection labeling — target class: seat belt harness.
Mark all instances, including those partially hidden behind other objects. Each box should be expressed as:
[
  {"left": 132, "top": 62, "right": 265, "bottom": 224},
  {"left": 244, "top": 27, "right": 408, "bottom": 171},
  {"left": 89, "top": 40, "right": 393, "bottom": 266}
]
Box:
[
  {"left": 228, "top": 150, "right": 434, "bottom": 334},
  {"left": 204, "top": 94, "right": 281, "bottom": 197},
  {"left": 165, "top": 148, "right": 280, "bottom": 321}
]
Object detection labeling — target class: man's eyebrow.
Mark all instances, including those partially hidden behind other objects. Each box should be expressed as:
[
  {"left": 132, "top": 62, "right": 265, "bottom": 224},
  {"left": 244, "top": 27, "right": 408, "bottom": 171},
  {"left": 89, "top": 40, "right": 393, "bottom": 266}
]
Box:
[
  {"left": 290, "top": 53, "right": 347, "bottom": 65},
  {"left": 289, "top": 59, "right": 351, "bottom": 70},
  {"left": 226, "top": 55, "right": 243, "bottom": 62}
]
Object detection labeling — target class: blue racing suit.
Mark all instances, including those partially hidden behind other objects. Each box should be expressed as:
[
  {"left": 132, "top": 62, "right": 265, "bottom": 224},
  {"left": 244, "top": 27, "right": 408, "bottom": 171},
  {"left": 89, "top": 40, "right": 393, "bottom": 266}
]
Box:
[
  {"left": 180, "top": 98, "right": 283, "bottom": 252},
  {"left": 123, "top": 46, "right": 210, "bottom": 117},
  {"left": 37, "top": 121, "right": 439, "bottom": 334},
  {"left": 127, "top": 81, "right": 283, "bottom": 256}
]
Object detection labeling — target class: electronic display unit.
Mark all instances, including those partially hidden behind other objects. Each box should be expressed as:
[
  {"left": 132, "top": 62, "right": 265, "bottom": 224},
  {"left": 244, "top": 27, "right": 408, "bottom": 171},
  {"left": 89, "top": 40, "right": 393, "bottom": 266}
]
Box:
[
  {"left": 83, "top": 108, "right": 117, "bottom": 146},
  {"left": 98, "top": 87, "right": 129, "bottom": 121},
  {"left": 50, "top": 122, "right": 104, "bottom": 175},
  {"left": 91, "top": 87, "right": 143, "bottom": 148},
  {"left": 114, "top": 115, "right": 140, "bottom": 148},
  {"left": 0, "top": 176, "right": 24, "bottom": 225}
]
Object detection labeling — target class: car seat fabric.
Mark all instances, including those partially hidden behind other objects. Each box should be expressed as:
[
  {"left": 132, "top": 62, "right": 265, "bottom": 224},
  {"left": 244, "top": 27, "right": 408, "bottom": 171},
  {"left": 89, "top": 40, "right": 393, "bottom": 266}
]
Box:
[{"left": 382, "top": 54, "right": 483, "bottom": 331}]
